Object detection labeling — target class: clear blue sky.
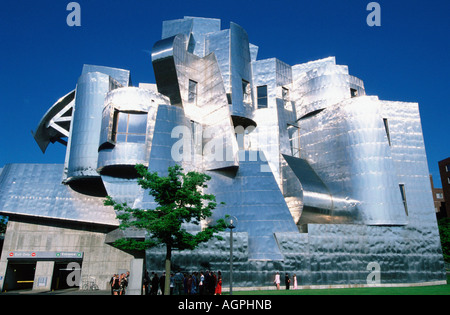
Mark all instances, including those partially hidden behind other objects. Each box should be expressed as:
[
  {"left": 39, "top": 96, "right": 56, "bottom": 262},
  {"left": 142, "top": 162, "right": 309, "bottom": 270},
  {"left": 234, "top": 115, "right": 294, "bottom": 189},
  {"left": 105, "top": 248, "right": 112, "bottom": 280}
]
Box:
[{"left": 0, "top": 0, "right": 449, "bottom": 187}]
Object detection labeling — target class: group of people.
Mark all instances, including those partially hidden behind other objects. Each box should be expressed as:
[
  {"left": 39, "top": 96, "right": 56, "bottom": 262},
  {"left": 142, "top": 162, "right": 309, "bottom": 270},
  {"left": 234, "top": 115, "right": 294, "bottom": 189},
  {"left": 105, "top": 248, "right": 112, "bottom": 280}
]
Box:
[
  {"left": 110, "top": 272, "right": 130, "bottom": 295},
  {"left": 274, "top": 272, "right": 298, "bottom": 290},
  {"left": 111, "top": 270, "right": 298, "bottom": 294},
  {"left": 143, "top": 270, "right": 223, "bottom": 295}
]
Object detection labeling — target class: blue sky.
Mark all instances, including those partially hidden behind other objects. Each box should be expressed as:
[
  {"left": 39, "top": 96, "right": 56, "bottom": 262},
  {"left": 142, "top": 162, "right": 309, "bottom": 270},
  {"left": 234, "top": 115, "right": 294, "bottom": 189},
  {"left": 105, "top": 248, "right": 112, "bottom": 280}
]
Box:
[{"left": 0, "top": 0, "right": 449, "bottom": 187}]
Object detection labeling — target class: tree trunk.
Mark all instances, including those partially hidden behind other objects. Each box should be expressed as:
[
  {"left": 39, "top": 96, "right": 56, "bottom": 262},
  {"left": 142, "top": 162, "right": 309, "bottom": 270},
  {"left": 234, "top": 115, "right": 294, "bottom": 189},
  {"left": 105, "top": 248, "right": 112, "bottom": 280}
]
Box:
[{"left": 164, "top": 244, "right": 171, "bottom": 295}]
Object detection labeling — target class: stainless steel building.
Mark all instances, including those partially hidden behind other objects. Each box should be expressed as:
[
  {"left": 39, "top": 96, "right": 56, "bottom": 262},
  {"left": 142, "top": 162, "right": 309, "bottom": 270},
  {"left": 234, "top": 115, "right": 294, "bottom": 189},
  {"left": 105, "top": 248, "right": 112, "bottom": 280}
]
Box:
[{"left": 0, "top": 16, "right": 446, "bottom": 292}]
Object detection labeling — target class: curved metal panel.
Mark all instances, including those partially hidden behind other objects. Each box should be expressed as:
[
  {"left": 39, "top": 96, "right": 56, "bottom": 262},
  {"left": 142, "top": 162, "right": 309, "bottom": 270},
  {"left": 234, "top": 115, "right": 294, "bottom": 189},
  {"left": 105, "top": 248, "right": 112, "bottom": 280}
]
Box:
[
  {"left": 282, "top": 154, "right": 334, "bottom": 217},
  {"left": 153, "top": 26, "right": 241, "bottom": 171},
  {"left": 133, "top": 104, "right": 193, "bottom": 211},
  {"left": 66, "top": 72, "right": 119, "bottom": 182},
  {"left": 162, "top": 16, "right": 221, "bottom": 57},
  {"left": 151, "top": 35, "right": 186, "bottom": 106},
  {"left": 298, "top": 96, "right": 407, "bottom": 225},
  {"left": 81, "top": 64, "right": 131, "bottom": 87},
  {"left": 97, "top": 87, "right": 166, "bottom": 174},
  {"left": 292, "top": 58, "right": 365, "bottom": 118}
]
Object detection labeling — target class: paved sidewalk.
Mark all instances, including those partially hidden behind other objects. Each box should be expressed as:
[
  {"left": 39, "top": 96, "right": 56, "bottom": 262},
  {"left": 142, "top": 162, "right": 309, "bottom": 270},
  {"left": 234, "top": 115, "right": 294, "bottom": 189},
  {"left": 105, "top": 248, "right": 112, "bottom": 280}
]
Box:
[{"left": 1, "top": 288, "right": 111, "bottom": 295}]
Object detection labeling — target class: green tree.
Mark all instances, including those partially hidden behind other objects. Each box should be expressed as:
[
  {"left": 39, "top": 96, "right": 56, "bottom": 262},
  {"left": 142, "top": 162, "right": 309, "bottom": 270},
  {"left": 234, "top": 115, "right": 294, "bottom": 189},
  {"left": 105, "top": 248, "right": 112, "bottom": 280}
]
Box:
[
  {"left": 104, "top": 164, "right": 227, "bottom": 295},
  {"left": 438, "top": 218, "right": 450, "bottom": 263},
  {"left": 0, "top": 216, "right": 7, "bottom": 234}
]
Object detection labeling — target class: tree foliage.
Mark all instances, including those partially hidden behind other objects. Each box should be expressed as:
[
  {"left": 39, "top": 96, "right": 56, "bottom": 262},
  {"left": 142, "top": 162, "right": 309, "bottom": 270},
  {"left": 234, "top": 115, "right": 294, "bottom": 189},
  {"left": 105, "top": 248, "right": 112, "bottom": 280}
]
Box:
[
  {"left": 0, "top": 216, "right": 7, "bottom": 234},
  {"left": 438, "top": 217, "right": 450, "bottom": 263},
  {"left": 104, "top": 164, "right": 227, "bottom": 252}
]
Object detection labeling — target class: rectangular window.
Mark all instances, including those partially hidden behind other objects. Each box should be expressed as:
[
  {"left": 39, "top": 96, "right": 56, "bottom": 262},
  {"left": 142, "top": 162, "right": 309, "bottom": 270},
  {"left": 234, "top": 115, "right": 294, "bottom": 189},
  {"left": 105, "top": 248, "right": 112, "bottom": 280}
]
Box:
[
  {"left": 242, "top": 79, "right": 251, "bottom": 103},
  {"left": 399, "top": 184, "right": 408, "bottom": 216},
  {"left": 291, "top": 129, "right": 300, "bottom": 158},
  {"left": 350, "top": 88, "right": 358, "bottom": 98},
  {"left": 383, "top": 118, "right": 391, "bottom": 146},
  {"left": 282, "top": 87, "right": 289, "bottom": 102},
  {"left": 188, "top": 80, "right": 198, "bottom": 104},
  {"left": 112, "top": 111, "right": 147, "bottom": 144},
  {"left": 288, "top": 125, "right": 300, "bottom": 158},
  {"left": 436, "top": 193, "right": 443, "bottom": 199},
  {"left": 257, "top": 85, "right": 268, "bottom": 109},
  {"left": 190, "top": 120, "right": 203, "bottom": 155},
  {"left": 226, "top": 93, "right": 232, "bottom": 105}
]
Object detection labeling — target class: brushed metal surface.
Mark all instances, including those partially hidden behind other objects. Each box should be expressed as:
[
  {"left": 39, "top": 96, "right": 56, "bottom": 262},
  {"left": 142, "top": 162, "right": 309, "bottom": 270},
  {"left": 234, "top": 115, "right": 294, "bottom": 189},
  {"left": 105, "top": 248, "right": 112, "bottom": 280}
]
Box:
[{"left": 0, "top": 16, "right": 444, "bottom": 288}]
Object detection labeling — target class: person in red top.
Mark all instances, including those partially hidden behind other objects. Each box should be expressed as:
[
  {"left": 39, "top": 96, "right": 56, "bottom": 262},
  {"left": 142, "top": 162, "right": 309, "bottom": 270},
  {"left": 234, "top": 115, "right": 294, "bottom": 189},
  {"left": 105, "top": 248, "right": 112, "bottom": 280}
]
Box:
[{"left": 214, "top": 271, "right": 222, "bottom": 295}]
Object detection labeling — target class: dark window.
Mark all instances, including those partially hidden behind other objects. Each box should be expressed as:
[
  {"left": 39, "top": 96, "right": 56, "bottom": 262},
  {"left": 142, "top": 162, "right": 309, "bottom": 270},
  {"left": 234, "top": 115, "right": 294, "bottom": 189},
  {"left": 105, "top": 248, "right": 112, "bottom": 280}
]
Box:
[
  {"left": 282, "top": 87, "right": 289, "bottom": 102},
  {"left": 383, "top": 118, "right": 391, "bottom": 146},
  {"left": 257, "top": 85, "right": 268, "bottom": 109},
  {"left": 226, "top": 93, "right": 232, "bottom": 105},
  {"left": 112, "top": 111, "right": 147, "bottom": 144},
  {"left": 188, "top": 80, "right": 198, "bottom": 104},
  {"left": 350, "top": 88, "right": 358, "bottom": 98},
  {"left": 399, "top": 184, "right": 408, "bottom": 216}
]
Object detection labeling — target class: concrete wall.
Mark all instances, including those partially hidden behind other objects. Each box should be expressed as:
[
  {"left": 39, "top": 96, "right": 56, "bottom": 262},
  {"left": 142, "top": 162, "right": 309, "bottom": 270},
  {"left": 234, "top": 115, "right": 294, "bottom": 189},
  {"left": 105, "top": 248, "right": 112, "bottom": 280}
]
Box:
[{"left": 0, "top": 220, "right": 134, "bottom": 291}]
